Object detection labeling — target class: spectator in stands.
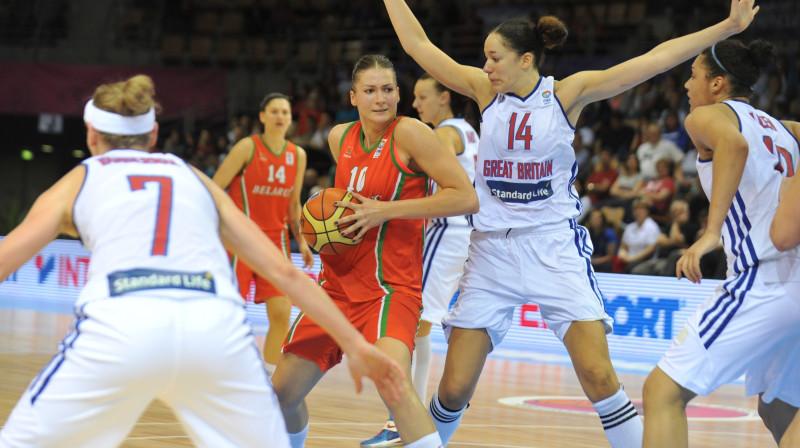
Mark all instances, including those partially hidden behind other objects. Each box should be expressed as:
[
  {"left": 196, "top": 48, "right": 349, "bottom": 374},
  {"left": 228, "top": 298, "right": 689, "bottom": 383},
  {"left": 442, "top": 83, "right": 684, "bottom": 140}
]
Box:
[
  {"left": 616, "top": 199, "right": 661, "bottom": 274},
  {"left": 163, "top": 128, "right": 188, "bottom": 159},
  {"left": 602, "top": 152, "right": 645, "bottom": 225},
  {"left": 637, "top": 158, "right": 676, "bottom": 219},
  {"left": 216, "top": 134, "right": 230, "bottom": 155},
  {"left": 674, "top": 145, "right": 702, "bottom": 202},
  {"left": 184, "top": 131, "right": 196, "bottom": 158},
  {"left": 630, "top": 199, "right": 697, "bottom": 276},
  {"left": 586, "top": 209, "right": 618, "bottom": 273},
  {"left": 333, "top": 93, "right": 359, "bottom": 124},
  {"left": 296, "top": 88, "right": 324, "bottom": 139},
  {"left": 584, "top": 148, "right": 618, "bottom": 205},
  {"left": 636, "top": 123, "right": 685, "bottom": 180},
  {"left": 196, "top": 129, "right": 215, "bottom": 157},
  {"left": 660, "top": 110, "right": 690, "bottom": 151}
]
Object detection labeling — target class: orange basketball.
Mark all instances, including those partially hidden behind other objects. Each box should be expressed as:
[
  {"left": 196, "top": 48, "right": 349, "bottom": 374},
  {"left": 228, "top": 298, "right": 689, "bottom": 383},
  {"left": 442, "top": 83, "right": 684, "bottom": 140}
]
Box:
[{"left": 301, "top": 188, "right": 362, "bottom": 255}]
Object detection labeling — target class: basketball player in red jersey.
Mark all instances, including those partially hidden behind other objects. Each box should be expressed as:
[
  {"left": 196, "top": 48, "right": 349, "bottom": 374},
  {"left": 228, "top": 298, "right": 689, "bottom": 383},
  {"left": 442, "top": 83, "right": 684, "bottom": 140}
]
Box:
[
  {"left": 213, "top": 93, "right": 314, "bottom": 375},
  {"left": 272, "top": 55, "right": 479, "bottom": 448}
]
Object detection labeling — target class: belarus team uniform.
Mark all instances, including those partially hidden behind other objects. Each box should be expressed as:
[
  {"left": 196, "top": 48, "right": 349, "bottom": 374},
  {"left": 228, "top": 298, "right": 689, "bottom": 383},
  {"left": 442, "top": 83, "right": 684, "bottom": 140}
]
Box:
[
  {"left": 0, "top": 150, "right": 288, "bottom": 448},
  {"left": 658, "top": 100, "right": 800, "bottom": 406},
  {"left": 283, "top": 118, "right": 429, "bottom": 372},
  {"left": 421, "top": 118, "right": 478, "bottom": 326},
  {"left": 227, "top": 136, "right": 298, "bottom": 302},
  {"left": 443, "top": 76, "right": 613, "bottom": 348}
]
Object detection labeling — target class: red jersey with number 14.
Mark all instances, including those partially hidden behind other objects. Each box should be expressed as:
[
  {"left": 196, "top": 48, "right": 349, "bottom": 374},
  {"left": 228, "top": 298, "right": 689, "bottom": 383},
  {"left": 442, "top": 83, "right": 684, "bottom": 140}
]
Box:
[
  {"left": 320, "top": 118, "right": 429, "bottom": 302},
  {"left": 228, "top": 136, "right": 297, "bottom": 232}
]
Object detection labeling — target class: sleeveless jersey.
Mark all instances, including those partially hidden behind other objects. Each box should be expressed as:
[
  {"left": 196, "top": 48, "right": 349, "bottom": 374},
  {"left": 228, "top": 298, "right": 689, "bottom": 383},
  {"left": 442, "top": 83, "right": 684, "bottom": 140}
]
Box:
[
  {"left": 429, "top": 117, "right": 479, "bottom": 227},
  {"left": 473, "top": 76, "right": 580, "bottom": 231},
  {"left": 320, "top": 118, "right": 429, "bottom": 302},
  {"left": 73, "top": 150, "right": 240, "bottom": 306},
  {"left": 228, "top": 136, "right": 298, "bottom": 232},
  {"left": 696, "top": 100, "right": 800, "bottom": 277}
]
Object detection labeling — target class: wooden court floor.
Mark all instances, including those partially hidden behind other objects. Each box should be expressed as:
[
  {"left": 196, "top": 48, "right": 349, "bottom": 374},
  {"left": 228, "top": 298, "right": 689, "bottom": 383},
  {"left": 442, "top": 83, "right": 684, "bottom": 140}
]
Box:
[{"left": 0, "top": 307, "right": 776, "bottom": 447}]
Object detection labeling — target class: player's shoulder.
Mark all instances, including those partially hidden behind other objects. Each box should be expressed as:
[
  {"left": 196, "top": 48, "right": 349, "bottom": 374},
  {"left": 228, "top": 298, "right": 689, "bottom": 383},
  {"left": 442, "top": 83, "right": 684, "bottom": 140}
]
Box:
[{"left": 395, "top": 116, "right": 432, "bottom": 135}]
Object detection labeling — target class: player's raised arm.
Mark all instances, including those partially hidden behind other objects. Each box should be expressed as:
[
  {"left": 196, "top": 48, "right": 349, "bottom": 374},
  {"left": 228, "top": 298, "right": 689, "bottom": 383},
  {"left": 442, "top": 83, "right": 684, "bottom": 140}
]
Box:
[
  {"left": 557, "top": 0, "right": 758, "bottom": 116},
  {"left": 383, "top": 0, "right": 492, "bottom": 106}
]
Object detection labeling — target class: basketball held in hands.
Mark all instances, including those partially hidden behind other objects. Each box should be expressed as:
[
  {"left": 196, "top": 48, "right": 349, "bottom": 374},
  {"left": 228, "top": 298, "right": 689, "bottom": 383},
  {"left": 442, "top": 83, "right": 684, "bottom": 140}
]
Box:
[{"left": 301, "top": 188, "right": 362, "bottom": 255}]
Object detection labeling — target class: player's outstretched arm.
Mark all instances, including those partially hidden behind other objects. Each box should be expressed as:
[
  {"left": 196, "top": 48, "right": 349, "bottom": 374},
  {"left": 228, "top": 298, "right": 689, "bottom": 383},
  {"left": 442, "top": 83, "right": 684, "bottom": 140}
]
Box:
[
  {"left": 194, "top": 166, "right": 406, "bottom": 399},
  {"left": 383, "top": 0, "right": 492, "bottom": 106},
  {"left": 559, "top": 0, "right": 758, "bottom": 111},
  {"left": 0, "top": 166, "right": 84, "bottom": 282}
]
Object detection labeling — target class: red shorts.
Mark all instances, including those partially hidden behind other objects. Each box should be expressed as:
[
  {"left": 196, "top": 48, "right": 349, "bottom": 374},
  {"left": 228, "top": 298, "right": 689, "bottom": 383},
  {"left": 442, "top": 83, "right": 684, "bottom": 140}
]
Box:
[
  {"left": 233, "top": 229, "right": 289, "bottom": 303},
  {"left": 282, "top": 291, "right": 422, "bottom": 372}
]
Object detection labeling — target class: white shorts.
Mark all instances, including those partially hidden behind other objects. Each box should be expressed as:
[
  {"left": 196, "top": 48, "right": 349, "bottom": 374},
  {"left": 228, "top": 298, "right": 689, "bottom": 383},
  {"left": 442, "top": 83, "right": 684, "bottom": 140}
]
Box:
[
  {"left": 421, "top": 223, "right": 471, "bottom": 325},
  {"left": 0, "top": 297, "right": 289, "bottom": 448},
  {"left": 443, "top": 222, "right": 613, "bottom": 349},
  {"left": 747, "top": 334, "right": 800, "bottom": 407},
  {"left": 658, "top": 265, "right": 800, "bottom": 401}
]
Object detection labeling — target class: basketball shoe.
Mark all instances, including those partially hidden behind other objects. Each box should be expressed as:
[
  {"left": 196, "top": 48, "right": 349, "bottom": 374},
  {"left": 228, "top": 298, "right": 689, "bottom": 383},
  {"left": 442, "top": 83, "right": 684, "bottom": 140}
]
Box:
[{"left": 360, "top": 420, "right": 402, "bottom": 447}]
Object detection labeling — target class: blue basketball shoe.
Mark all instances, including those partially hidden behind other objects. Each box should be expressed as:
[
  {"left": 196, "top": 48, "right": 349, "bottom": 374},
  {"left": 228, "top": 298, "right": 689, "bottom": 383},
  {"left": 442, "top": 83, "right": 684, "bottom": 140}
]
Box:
[{"left": 360, "top": 420, "right": 403, "bottom": 447}]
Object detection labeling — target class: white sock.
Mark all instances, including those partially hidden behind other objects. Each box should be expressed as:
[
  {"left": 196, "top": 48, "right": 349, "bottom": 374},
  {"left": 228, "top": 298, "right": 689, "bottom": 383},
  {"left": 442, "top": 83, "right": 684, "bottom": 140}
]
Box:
[
  {"left": 287, "top": 423, "right": 309, "bottom": 448},
  {"left": 428, "top": 390, "right": 465, "bottom": 446},
  {"left": 263, "top": 361, "right": 276, "bottom": 376},
  {"left": 412, "top": 334, "right": 432, "bottom": 402},
  {"left": 592, "top": 387, "right": 643, "bottom": 448},
  {"left": 404, "top": 432, "right": 443, "bottom": 448}
]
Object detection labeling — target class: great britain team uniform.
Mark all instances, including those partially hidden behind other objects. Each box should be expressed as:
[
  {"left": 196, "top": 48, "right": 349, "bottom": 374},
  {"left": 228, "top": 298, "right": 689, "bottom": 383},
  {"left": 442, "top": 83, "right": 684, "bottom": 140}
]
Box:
[
  {"left": 0, "top": 150, "right": 288, "bottom": 448},
  {"left": 283, "top": 118, "right": 428, "bottom": 372},
  {"left": 421, "top": 118, "right": 479, "bottom": 325},
  {"left": 443, "top": 76, "right": 613, "bottom": 348},
  {"left": 227, "top": 136, "right": 298, "bottom": 302},
  {"left": 658, "top": 100, "right": 800, "bottom": 406}
]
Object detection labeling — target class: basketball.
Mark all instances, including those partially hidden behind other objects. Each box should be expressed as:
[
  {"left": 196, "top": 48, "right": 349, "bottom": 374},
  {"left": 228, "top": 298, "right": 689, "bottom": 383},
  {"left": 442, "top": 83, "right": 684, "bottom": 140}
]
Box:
[{"left": 301, "top": 187, "right": 362, "bottom": 255}]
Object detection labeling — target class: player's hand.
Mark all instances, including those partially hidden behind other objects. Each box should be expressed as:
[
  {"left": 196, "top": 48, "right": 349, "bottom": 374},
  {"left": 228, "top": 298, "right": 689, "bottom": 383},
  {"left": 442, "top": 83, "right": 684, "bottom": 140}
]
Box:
[
  {"left": 728, "top": 0, "right": 759, "bottom": 33},
  {"left": 344, "top": 339, "right": 406, "bottom": 403},
  {"left": 333, "top": 191, "right": 390, "bottom": 241},
  {"left": 676, "top": 231, "right": 720, "bottom": 284},
  {"left": 299, "top": 243, "right": 314, "bottom": 269}
]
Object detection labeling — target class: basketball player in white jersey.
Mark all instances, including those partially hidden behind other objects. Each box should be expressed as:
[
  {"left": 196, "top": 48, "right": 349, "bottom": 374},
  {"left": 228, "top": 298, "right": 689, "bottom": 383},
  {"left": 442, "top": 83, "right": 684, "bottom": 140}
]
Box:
[
  {"left": 383, "top": 0, "right": 759, "bottom": 446},
  {"left": 0, "top": 75, "right": 405, "bottom": 448},
  {"left": 362, "top": 72, "right": 479, "bottom": 447},
  {"left": 642, "top": 39, "right": 800, "bottom": 447}
]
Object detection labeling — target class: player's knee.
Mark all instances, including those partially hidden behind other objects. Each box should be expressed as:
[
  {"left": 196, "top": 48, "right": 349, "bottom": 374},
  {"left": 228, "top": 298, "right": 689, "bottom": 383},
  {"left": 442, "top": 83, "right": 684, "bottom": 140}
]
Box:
[
  {"left": 274, "top": 382, "right": 303, "bottom": 416},
  {"left": 576, "top": 364, "right": 616, "bottom": 399},
  {"left": 643, "top": 369, "right": 683, "bottom": 410},
  {"left": 438, "top": 378, "right": 473, "bottom": 410},
  {"left": 266, "top": 297, "right": 292, "bottom": 324}
]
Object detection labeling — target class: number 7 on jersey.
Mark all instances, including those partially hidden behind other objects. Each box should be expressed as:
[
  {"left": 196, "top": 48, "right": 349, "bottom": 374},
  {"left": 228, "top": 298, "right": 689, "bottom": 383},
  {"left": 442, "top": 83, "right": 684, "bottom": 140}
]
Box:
[{"left": 128, "top": 175, "right": 173, "bottom": 256}]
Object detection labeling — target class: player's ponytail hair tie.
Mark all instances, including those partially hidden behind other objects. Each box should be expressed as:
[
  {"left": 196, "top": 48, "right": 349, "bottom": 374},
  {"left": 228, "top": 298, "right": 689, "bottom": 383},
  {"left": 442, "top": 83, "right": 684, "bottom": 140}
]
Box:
[
  {"left": 711, "top": 44, "right": 755, "bottom": 92},
  {"left": 83, "top": 99, "right": 156, "bottom": 135}
]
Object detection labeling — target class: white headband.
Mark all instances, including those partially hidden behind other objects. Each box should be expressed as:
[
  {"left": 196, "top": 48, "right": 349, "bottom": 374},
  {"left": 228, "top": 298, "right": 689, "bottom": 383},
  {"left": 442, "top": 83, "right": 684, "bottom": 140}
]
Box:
[{"left": 83, "top": 99, "right": 155, "bottom": 135}]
